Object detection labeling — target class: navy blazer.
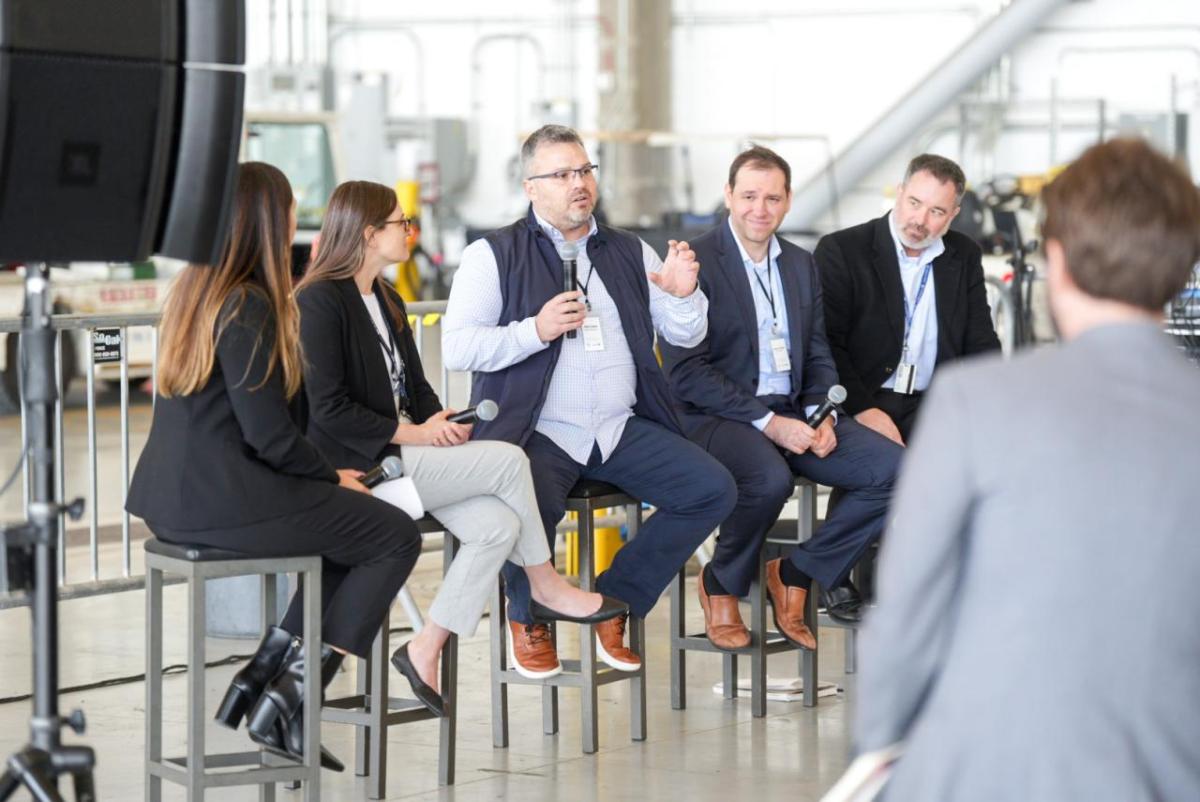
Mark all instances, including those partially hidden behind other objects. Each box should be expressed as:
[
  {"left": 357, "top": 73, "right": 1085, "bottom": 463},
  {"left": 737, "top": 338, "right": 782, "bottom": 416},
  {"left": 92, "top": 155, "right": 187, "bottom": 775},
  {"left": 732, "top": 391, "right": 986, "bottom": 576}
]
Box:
[
  {"left": 298, "top": 278, "right": 443, "bottom": 472},
  {"left": 660, "top": 221, "right": 839, "bottom": 439}
]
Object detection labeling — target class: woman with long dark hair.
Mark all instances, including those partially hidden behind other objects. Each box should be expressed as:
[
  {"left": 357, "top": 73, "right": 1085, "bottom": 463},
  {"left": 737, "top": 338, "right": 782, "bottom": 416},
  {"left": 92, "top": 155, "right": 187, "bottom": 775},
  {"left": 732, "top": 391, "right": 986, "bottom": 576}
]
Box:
[
  {"left": 127, "top": 163, "right": 421, "bottom": 769},
  {"left": 294, "top": 181, "right": 625, "bottom": 711}
]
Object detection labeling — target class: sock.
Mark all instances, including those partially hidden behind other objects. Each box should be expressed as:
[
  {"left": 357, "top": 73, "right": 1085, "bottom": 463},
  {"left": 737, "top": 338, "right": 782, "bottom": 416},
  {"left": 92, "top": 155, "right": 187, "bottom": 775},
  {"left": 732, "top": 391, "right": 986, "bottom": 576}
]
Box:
[
  {"left": 778, "top": 560, "right": 812, "bottom": 590},
  {"left": 703, "top": 565, "right": 731, "bottom": 596}
]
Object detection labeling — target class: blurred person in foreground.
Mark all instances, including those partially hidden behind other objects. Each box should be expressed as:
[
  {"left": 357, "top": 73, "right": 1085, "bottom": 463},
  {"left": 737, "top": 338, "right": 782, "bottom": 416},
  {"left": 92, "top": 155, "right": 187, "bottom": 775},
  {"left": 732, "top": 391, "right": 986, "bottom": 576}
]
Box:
[{"left": 854, "top": 138, "right": 1200, "bottom": 801}]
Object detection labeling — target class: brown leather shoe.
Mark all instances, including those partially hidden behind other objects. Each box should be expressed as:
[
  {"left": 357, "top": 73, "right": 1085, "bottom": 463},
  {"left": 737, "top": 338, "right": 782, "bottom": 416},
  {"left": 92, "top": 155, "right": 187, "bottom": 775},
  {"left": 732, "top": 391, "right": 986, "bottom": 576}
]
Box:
[
  {"left": 764, "top": 559, "right": 817, "bottom": 650},
  {"left": 508, "top": 621, "right": 562, "bottom": 679},
  {"left": 594, "top": 613, "right": 641, "bottom": 672},
  {"left": 698, "top": 566, "right": 751, "bottom": 651}
]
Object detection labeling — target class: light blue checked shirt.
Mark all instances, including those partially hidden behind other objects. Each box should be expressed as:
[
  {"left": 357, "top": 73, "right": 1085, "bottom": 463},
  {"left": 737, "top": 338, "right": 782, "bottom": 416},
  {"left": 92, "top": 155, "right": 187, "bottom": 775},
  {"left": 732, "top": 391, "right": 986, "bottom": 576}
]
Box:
[{"left": 443, "top": 213, "right": 709, "bottom": 464}]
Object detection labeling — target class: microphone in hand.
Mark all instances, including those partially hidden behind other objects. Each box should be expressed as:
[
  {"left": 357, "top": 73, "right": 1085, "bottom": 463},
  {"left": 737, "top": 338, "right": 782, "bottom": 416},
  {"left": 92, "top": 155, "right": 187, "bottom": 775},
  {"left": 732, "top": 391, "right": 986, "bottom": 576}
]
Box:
[
  {"left": 361, "top": 455, "right": 405, "bottom": 489},
  {"left": 446, "top": 400, "right": 499, "bottom": 425},
  {"left": 806, "top": 385, "right": 847, "bottom": 429}
]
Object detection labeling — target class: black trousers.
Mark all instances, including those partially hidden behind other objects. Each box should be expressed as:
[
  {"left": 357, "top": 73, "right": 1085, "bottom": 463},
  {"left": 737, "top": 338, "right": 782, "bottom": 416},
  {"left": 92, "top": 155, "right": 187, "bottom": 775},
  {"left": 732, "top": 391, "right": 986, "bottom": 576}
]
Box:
[
  {"left": 148, "top": 487, "right": 421, "bottom": 658},
  {"left": 697, "top": 398, "right": 901, "bottom": 595}
]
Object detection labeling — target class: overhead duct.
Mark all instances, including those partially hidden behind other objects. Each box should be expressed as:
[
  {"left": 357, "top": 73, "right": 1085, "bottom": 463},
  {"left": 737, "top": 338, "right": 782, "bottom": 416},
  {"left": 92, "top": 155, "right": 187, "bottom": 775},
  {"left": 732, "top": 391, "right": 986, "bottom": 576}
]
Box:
[{"left": 789, "top": 0, "right": 1070, "bottom": 232}]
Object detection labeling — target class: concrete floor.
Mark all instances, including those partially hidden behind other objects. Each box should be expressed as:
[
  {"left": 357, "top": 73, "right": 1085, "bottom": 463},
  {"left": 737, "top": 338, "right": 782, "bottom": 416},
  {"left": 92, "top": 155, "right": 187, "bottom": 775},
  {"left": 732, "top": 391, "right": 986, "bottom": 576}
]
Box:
[{"left": 0, "top": 546, "right": 856, "bottom": 800}]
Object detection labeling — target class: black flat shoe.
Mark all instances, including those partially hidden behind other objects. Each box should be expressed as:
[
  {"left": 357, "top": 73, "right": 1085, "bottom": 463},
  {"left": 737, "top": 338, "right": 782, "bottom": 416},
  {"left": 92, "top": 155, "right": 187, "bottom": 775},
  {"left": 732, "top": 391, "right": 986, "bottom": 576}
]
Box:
[
  {"left": 528, "top": 594, "right": 628, "bottom": 624},
  {"left": 215, "top": 625, "right": 294, "bottom": 730},
  {"left": 390, "top": 643, "right": 447, "bottom": 718},
  {"left": 821, "top": 581, "right": 865, "bottom": 625}
]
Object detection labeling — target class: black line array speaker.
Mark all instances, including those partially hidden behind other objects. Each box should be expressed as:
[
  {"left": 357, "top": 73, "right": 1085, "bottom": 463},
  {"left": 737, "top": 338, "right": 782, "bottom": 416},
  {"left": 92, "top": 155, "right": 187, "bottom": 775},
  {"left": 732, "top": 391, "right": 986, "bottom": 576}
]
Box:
[{"left": 0, "top": 0, "right": 245, "bottom": 264}]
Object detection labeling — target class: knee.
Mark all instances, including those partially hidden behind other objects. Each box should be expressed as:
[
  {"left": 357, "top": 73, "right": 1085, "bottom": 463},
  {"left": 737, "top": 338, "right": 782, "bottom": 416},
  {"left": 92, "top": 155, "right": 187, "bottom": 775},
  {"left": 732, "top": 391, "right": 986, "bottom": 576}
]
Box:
[
  {"left": 690, "top": 459, "right": 738, "bottom": 519},
  {"left": 477, "top": 506, "right": 522, "bottom": 548}
]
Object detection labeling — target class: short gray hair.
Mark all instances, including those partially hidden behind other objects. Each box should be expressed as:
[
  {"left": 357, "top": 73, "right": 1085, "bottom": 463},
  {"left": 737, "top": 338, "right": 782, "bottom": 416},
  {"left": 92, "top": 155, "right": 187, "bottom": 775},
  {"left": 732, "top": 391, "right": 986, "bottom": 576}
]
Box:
[
  {"left": 521, "top": 125, "right": 585, "bottom": 177},
  {"left": 903, "top": 154, "right": 966, "bottom": 204}
]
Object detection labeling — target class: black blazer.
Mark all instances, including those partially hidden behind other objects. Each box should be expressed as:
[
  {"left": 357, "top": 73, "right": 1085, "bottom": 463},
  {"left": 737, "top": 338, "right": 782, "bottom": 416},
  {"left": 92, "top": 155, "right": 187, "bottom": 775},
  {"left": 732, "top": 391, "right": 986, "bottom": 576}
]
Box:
[
  {"left": 298, "top": 278, "right": 442, "bottom": 472},
  {"left": 814, "top": 214, "right": 1001, "bottom": 416},
  {"left": 660, "top": 221, "right": 839, "bottom": 439},
  {"left": 127, "top": 288, "right": 338, "bottom": 531}
]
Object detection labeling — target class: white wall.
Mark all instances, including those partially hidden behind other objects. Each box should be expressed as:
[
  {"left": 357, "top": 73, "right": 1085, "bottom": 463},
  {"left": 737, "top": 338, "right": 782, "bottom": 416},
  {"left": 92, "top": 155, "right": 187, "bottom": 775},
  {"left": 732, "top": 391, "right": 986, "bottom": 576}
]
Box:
[{"left": 245, "top": 0, "right": 1200, "bottom": 235}]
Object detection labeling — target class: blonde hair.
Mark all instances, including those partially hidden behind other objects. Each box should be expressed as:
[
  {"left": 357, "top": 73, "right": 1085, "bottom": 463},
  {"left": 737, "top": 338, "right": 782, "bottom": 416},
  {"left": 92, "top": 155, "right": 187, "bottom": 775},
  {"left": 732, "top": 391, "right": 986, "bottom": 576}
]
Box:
[{"left": 157, "top": 162, "right": 304, "bottom": 398}]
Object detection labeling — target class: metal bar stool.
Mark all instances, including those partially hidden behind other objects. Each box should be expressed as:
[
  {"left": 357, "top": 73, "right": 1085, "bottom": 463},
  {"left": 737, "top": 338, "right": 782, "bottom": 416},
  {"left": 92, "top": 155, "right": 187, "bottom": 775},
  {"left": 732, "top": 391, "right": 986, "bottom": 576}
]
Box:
[
  {"left": 144, "top": 539, "right": 322, "bottom": 801},
  {"left": 669, "top": 476, "right": 821, "bottom": 717},
  {"left": 320, "top": 515, "right": 459, "bottom": 798},
  {"left": 490, "top": 480, "right": 646, "bottom": 754}
]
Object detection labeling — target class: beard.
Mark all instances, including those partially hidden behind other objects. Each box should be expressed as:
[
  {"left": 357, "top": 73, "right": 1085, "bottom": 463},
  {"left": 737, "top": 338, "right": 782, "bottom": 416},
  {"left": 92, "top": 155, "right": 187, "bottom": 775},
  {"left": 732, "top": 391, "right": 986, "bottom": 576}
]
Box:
[
  {"left": 900, "top": 224, "right": 937, "bottom": 251},
  {"left": 562, "top": 195, "right": 595, "bottom": 227}
]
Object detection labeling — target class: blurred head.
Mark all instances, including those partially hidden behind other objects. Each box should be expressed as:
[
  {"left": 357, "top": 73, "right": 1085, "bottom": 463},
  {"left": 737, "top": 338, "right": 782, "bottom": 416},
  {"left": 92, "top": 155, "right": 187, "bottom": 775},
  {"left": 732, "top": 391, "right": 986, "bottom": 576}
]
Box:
[
  {"left": 297, "top": 180, "right": 410, "bottom": 328},
  {"left": 1042, "top": 138, "right": 1200, "bottom": 332},
  {"left": 157, "top": 162, "right": 303, "bottom": 398},
  {"left": 724, "top": 146, "right": 793, "bottom": 251},
  {"left": 893, "top": 154, "right": 965, "bottom": 251},
  {"left": 521, "top": 125, "right": 597, "bottom": 234}
]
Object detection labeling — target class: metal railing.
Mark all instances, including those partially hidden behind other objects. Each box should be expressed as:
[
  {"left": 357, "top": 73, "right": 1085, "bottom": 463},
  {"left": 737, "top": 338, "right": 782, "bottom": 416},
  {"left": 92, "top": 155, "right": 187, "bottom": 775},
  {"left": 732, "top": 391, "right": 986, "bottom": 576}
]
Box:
[{"left": 0, "top": 301, "right": 453, "bottom": 606}]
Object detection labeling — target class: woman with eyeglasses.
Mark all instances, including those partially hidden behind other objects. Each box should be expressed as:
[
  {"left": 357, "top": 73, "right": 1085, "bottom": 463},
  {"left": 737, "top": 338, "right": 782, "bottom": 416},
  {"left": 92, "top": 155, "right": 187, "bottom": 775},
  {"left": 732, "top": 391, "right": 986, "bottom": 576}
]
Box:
[
  {"left": 294, "top": 181, "right": 626, "bottom": 714},
  {"left": 127, "top": 163, "right": 422, "bottom": 770}
]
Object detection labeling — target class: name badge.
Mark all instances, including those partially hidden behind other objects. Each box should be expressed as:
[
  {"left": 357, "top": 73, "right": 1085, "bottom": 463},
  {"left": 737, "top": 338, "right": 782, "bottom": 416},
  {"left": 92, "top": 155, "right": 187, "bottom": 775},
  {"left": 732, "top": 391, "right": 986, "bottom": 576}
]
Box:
[
  {"left": 582, "top": 316, "right": 605, "bottom": 352},
  {"left": 894, "top": 362, "right": 917, "bottom": 394},
  {"left": 769, "top": 337, "right": 791, "bottom": 372}
]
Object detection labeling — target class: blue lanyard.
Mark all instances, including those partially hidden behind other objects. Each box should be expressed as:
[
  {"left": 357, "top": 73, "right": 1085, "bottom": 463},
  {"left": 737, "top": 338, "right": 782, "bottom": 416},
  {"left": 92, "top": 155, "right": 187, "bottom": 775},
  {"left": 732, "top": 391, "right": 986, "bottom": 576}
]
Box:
[{"left": 901, "top": 262, "right": 934, "bottom": 356}]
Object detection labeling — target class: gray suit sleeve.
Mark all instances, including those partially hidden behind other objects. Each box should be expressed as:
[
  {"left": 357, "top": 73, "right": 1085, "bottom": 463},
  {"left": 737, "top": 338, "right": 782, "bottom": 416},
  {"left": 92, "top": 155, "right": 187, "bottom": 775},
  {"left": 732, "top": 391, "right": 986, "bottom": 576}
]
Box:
[{"left": 854, "top": 371, "right": 977, "bottom": 753}]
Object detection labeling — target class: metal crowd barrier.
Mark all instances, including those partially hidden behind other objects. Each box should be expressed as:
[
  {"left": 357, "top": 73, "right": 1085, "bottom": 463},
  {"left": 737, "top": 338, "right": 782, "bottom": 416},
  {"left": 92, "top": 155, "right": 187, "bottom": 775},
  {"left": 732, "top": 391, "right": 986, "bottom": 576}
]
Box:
[{"left": 0, "top": 300, "right": 451, "bottom": 607}]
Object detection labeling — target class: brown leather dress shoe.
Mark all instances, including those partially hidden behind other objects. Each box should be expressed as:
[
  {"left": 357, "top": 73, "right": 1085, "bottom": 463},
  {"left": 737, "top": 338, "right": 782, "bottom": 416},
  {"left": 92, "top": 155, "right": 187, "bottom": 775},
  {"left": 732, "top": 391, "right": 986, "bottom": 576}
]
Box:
[
  {"left": 508, "top": 621, "right": 562, "bottom": 679},
  {"left": 594, "top": 613, "right": 642, "bottom": 671},
  {"left": 764, "top": 559, "right": 817, "bottom": 650},
  {"left": 698, "top": 566, "right": 751, "bottom": 651}
]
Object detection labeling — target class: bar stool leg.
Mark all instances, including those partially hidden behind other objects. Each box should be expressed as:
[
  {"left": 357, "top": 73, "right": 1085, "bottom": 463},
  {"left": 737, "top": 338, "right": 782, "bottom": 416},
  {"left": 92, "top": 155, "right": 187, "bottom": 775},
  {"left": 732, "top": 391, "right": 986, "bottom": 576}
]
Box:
[
  {"left": 354, "top": 647, "right": 370, "bottom": 777},
  {"left": 669, "top": 567, "right": 687, "bottom": 710},
  {"left": 145, "top": 564, "right": 164, "bottom": 802},
  {"left": 186, "top": 575, "right": 207, "bottom": 801},
  {"left": 302, "top": 564, "right": 322, "bottom": 802},
  {"left": 750, "top": 557, "right": 769, "bottom": 718},
  {"left": 258, "top": 574, "right": 278, "bottom": 802},
  {"left": 802, "top": 581, "right": 819, "bottom": 708},
  {"left": 630, "top": 613, "right": 647, "bottom": 742},
  {"left": 439, "top": 533, "right": 459, "bottom": 787},
  {"left": 579, "top": 503, "right": 599, "bottom": 755},
  {"left": 489, "top": 581, "right": 509, "bottom": 749},
  {"left": 366, "top": 615, "right": 388, "bottom": 800},
  {"left": 542, "top": 683, "right": 559, "bottom": 735}
]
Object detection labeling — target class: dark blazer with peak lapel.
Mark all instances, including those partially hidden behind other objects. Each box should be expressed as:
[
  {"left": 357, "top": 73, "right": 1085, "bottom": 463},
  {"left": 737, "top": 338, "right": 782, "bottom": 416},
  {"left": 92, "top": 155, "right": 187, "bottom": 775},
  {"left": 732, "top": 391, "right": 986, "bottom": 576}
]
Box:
[
  {"left": 126, "top": 287, "right": 338, "bottom": 530},
  {"left": 814, "top": 214, "right": 1001, "bottom": 416},
  {"left": 660, "top": 221, "right": 839, "bottom": 438},
  {"left": 298, "top": 277, "right": 442, "bottom": 472}
]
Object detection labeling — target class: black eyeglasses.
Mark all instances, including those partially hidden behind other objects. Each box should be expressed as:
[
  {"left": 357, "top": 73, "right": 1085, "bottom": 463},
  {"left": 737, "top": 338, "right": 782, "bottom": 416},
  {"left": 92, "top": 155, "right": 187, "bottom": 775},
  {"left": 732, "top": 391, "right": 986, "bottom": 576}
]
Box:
[
  {"left": 380, "top": 217, "right": 412, "bottom": 232},
  {"left": 525, "top": 164, "right": 599, "bottom": 183}
]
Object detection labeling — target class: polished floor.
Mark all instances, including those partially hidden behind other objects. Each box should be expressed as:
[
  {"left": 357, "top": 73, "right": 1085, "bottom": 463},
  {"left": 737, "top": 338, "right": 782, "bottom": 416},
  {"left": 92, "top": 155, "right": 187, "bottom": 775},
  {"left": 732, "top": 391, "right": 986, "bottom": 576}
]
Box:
[{"left": 0, "top": 544, "right": 856, "bottom": 800}]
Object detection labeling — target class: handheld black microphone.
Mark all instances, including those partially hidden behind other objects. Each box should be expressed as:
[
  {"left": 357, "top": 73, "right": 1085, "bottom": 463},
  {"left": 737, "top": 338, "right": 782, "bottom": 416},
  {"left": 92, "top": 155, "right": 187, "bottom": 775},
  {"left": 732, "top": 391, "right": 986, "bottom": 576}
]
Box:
[
  {"left": 557, "top": 241, "right": 579, "bottom": 339},
  {"left": 806, "top": 385, "right": 847, "bottom": 429},
  {"left": 446, "top": 399, "right": 499, "bottom": 424},
  {"left": 361, "top": 455, "right": 404, "bottom": 489}
]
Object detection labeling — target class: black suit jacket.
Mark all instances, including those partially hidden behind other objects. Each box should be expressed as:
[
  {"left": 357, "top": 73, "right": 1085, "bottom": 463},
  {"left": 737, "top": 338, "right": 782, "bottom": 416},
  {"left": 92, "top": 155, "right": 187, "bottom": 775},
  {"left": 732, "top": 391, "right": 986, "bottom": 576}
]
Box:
[
  {"left": 660, "top": 221, "right": 839, "bottom": 439},
  {"left": 814, "top": 214, "right": 1001, "bottom": 416},
  {"left": 127, "top": 288, "right": 338, "bottom": 530},
  {"left": 298, "top": 278, "right": 442, "bottom": 472}
]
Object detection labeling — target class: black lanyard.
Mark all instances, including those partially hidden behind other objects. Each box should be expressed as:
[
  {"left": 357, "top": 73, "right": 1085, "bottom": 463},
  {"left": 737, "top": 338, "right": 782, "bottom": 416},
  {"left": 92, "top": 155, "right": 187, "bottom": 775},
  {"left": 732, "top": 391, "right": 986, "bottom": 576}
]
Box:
[
  {"left": 751, "top": 259, "right": 778, "bottom": 326},
  {"left": 370, "top": 312, "right": 407, "bottom": 401},
  {"left": 575, "top": 265, "right": 596, "bottom": 309}
]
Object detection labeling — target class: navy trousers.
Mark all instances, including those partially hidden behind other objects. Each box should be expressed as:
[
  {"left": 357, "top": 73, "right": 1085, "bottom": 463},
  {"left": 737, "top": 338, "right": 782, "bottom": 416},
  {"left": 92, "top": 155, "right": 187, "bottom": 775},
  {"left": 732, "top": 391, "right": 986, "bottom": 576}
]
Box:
[
  {"left": 697, "top": 398, "right": 901, "bottom": 595},
  {"left": 503, "top": 416, "right": 736, "bottom": 624}
]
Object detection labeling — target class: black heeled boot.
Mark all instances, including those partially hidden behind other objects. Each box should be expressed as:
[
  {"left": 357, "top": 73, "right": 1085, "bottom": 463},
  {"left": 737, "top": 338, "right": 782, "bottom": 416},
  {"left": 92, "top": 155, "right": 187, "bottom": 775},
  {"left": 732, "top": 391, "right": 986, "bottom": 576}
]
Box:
[
  {"left": 246, "top": 642, "right": 346, "bottom": 772},
  {"left": 215, "top": 625, "right": 294, "bottom": 730}
]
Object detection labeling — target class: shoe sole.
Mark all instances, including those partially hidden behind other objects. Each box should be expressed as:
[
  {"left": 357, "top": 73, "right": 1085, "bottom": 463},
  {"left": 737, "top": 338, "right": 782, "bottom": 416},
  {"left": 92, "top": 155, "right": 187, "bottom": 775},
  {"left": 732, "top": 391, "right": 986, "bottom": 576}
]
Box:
[
  {"left": 506, "top": 633, "right": 563, "bottom": 680},
  {"left": 595, "top": 634, "right": 641, "bottom": 672}
]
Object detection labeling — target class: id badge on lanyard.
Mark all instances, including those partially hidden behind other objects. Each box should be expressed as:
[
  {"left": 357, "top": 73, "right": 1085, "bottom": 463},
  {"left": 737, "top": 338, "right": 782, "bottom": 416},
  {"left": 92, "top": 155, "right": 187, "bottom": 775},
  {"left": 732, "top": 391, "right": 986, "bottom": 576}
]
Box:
[
  {"left": 894, "top": 263, "right": 932, "bottom": 396},
  {"left": 581, "top": 316, "right": 605, "bottom": 351}
]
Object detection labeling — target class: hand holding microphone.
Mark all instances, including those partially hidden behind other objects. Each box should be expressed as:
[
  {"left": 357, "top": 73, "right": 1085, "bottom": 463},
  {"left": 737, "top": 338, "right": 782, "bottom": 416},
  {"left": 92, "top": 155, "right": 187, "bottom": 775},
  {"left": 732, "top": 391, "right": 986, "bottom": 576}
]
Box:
[
  {"left": 360, "top": 455, "right": 405, "bottom": 489},
  {"left": 446, "top": 399, "right": 499, "bottom": 424},
  {"left": 558, "top": 241, "right": 579, "bottom": 339},
  {"left": 806, "top": 385, "right": 845, "bottom": 459}
]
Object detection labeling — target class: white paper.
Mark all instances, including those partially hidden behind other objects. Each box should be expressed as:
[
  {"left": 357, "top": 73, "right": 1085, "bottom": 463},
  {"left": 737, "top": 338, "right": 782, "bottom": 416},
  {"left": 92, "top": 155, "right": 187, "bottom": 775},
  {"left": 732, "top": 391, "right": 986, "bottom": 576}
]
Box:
[{"left": 371, "top": 476, "right": 425, "bottom": 520}]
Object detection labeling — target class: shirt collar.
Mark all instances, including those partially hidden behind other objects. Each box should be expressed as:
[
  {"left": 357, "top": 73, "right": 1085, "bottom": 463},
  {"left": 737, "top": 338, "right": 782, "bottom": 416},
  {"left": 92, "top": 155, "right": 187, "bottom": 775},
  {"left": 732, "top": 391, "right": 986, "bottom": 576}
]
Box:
[
  {"left": 727, "top": 216, "right": 781, "bottom": 268},
  {"left": 533, "top": 209, "right": 597, "bottom": 250},
  {"left": 887, "top": 210, "right": 945, "bottom": 266}
]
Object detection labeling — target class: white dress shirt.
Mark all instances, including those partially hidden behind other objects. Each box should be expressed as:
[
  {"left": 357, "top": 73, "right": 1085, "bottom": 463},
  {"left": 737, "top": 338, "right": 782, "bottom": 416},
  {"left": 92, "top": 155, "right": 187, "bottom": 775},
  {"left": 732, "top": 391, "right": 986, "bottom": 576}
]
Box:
[
  {"left": 443, "top": 213, "right": 708, "bottom": 464},
  {"left": 883, "top": 211, "right": 942, "bottom": 392}
]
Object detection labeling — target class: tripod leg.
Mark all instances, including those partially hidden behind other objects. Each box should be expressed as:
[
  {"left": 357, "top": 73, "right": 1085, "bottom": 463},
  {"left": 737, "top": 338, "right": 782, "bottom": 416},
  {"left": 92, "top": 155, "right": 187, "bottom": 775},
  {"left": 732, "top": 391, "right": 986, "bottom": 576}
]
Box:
[
  {"left": 0, "top": 768, "right": 19, "bottom": 800},
  {"left": 5, "top": 752, "right": 66, "bottom": 802},
  {"left": 69, "top": 768, "right": 96, "bottom": 802}
]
